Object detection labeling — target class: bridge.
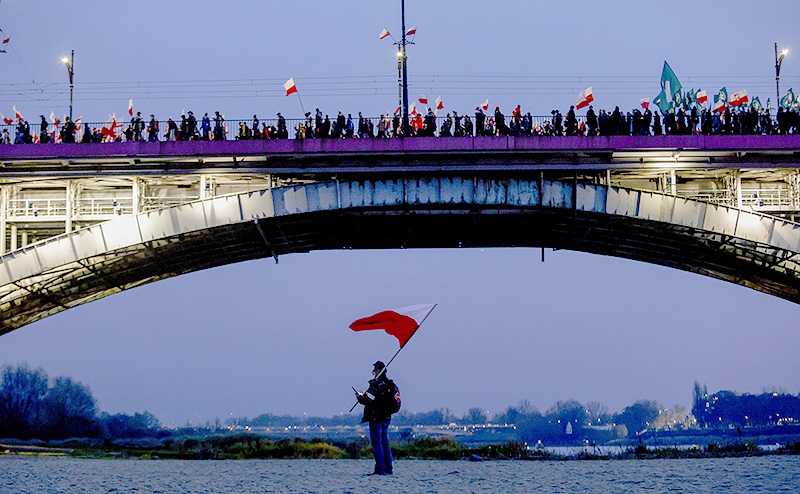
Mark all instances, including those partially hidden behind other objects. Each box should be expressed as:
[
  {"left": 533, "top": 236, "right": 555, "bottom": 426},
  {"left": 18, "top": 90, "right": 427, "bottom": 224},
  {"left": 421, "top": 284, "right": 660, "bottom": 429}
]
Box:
[{"left": 2, "top": 135, "right": 800, "bottom": 334}]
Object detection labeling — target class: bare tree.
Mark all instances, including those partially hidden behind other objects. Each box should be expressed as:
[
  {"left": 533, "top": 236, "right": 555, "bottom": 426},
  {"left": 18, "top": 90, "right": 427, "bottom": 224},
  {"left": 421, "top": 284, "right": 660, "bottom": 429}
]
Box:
[
  {"left": 0, "top": 364, "right": 48, "bottom": 438},
  {"left": 41, "top": 376, "right": 100, "bottom": 439}
]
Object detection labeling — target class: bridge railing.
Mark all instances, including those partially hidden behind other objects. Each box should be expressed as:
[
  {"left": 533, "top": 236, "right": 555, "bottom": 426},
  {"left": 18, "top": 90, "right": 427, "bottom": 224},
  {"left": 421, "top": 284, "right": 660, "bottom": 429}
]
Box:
[{"left": 3, "top": 114, "right": 780, "bottom": 143}]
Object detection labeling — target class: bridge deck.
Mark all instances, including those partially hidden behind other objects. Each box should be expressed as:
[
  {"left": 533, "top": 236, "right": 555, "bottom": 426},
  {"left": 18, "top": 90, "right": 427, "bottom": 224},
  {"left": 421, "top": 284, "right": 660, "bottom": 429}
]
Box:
[{"left": 1, "top": 135, "right": 800, "bottom": 176}]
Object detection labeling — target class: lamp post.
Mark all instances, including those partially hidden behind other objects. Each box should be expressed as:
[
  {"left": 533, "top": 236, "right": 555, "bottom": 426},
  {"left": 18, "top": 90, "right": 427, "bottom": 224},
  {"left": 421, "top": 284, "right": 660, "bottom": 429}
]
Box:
[
  {"left": 397, "top": 0, "right": 410, "bottom": 134},
  {"left": 775, "top": 43, "right": 788, "bottom": 103},
  {"left": 61, "top": 50, "right": 74, "bottom": 120}
]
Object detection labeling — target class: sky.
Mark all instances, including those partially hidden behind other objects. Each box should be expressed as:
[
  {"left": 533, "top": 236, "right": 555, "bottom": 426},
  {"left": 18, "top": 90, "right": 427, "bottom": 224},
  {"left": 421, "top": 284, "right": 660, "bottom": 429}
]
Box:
[{"left": 1, "top": 1, "right": 800, "bottom": 426}]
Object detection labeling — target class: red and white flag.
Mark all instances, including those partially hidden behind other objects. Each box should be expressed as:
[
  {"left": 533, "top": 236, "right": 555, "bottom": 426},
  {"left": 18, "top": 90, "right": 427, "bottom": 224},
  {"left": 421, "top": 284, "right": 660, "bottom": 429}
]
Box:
[
  {"left": 574, "top": 86, "right": 594, "bottom": 110},
  {"left": 394, "top": 106, "right": 401, "bottom": 116},
  {"left": 418, "top": 94, "right": 428, "bottom": 105},
  {"left": 1, "top": 113, "right": 12, "bottom": 125},
  {"left": 696, "top": 90, "right": 708, "bottom": 104},
  {"left": 409, "top": 102, "right": 417, "bottom": 116},
  {"left": 74, "top": 115, "right": 82, "bottom": 131},
  {"left": 379, "top": 28, "right": 390, "bottom": 39},
  {"left": 283, "top": 77, "right": 297, "bottom": 96},
  {"left": 730, "top": 89, "right": 749, "bottom": 107},
  {"left": 435, "top": 95, "right": 443, "bottom": 110},
  {"left": 128, "top": 99, "right": 134, "bottom": 116},
  {"left": 1, "top": 36, "right": 9, "bottom": 45},
  {"left": 405, "top": 26, "right": 417, "bottom": 36},
  {"left": 481, "top": 99, "right": 490, "bottom": 111},
  {"left": 49, "top": 111, "right": 61, "bottom": 128},
  {"left": 350, "top": 303, "right": 437, "bottom": 348},
  {"left": 639, "top": 98, "right": 650, "bottom": 109},
  {"left": 13, "top": 105, "right": 22, "bottom": 120}
]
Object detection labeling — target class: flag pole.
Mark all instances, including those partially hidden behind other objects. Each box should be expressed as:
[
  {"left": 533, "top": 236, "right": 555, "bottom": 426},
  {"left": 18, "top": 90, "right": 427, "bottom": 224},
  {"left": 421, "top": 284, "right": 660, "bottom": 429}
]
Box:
[
  {"left": 348, "top": 304, "right": 437, "bottom": 412},
  {"left": 295, "top": 93, "right": 306, "bottom": 117}
]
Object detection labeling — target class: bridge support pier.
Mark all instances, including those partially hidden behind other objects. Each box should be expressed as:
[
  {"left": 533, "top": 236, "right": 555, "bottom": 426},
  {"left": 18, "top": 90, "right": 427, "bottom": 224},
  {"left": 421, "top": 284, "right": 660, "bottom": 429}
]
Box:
[
  {"left": 0, "top": 186, "right": 6, "bottom": 254},
  {"left": 65, "top": 180, "right": 74, "bottom": 234},
  {"left": 10, "top": 224, "right": 17, "bottom": 251}
]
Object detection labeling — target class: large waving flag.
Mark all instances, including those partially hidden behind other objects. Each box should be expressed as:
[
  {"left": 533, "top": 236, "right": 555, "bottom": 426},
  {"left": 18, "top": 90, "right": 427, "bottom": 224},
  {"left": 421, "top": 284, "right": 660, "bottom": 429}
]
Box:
[
  {"left": 283, "top": 78, "right": 297, "bottom": 96},
  {"left": 13, "top": 105, "right": 23, "bottom": 120},
  {"left": 575, "top": 86, "right": 594, "bottom": 109},
  {"left": 435, "top": 96, "right": 443, "bottom": 110},
  {"left": 0, "top": 113, "right": 12, "bottom": 125},
  {"left": 350, "top": 304, "right": 436, "bottom": 348},
  {"left": 654, "top": 61, "right": 682, "bottom": 114},
  {"left": 696, "top": 90, "right": 708, "bottom": 104},
  {"left": 405, "top": 26, "right": 417, "bottom": 36},
  {"left": 752, "top": 97, "right": 763, "bottom": 112},
  {"left": 418, "top": 94, "right": 428, "bottom": 105}
]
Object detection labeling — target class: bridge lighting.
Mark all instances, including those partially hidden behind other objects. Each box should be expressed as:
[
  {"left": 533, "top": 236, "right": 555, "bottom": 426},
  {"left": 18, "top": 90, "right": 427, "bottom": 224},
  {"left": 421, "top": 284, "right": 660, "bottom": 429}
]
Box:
[
  {"left": 61, "top": 50, "right": 74, "bottom": 120},
  {"left": 776, "top": 43, "right": 789, "bottom": 103}
]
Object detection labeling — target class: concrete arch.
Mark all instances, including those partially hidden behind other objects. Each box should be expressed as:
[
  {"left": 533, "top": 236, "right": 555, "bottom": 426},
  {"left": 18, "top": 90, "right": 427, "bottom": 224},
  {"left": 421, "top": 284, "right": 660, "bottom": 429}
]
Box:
[{"left": 2, "top": 176, "right": 800, "bottom": 335}]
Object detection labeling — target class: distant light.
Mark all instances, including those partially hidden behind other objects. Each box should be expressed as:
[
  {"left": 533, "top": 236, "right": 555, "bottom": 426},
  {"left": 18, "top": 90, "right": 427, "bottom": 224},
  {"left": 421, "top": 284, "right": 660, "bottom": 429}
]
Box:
[
  {"left": 396, "top": 51, "right": 403, "bottom": 57},
  {"left": 782, "top": 49, "right": 789, "bottom": 57}
]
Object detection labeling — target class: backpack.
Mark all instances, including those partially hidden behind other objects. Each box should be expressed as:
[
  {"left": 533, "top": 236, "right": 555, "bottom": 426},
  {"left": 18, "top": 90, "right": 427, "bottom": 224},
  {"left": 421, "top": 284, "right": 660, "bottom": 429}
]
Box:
[{"left": 383, "top": 379, "right": 401, "bottom": 414}]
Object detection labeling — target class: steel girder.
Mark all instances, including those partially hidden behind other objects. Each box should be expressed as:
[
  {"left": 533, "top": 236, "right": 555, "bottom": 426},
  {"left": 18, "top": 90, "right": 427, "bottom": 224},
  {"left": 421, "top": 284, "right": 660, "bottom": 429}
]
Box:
[{"left": 2, "top": 176, "right": 800, "bottom": 335}]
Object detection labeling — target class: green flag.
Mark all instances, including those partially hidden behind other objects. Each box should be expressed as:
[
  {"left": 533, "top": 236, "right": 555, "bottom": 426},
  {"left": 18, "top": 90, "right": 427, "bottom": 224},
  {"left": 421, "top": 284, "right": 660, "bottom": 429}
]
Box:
[
  {"left": 654, "top": 61, "right": 682, "bottom": 114},
  {"left": 654, "top": 89, "right": 670, "bottom": 113},
  {"left": 767, "top": 98, "right": 772, "bottom": 111},
  {"left": 752, "top": 97, "right": 763, "bottom": 112},
  {"left": 780, "top": 88, "right": 795, "bottom": 109}
]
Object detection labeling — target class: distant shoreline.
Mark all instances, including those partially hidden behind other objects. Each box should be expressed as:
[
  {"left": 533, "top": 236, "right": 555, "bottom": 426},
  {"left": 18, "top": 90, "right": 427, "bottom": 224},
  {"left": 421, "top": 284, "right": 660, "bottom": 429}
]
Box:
[{"left": 3, "top": 437, "right": 799, "bottom": 461}]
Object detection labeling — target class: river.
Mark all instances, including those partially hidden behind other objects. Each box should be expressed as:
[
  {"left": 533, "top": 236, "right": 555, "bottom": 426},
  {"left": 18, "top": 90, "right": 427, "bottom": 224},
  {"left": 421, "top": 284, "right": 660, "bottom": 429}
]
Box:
[{"left": 2, "top": 456, "right": 800, "bottom": 493}]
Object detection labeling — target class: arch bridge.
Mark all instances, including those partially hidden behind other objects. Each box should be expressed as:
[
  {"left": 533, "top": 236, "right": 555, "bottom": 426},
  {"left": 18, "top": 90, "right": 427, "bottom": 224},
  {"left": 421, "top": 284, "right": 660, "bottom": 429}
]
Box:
[{"left": 2, "top": 135, "right": 800, "bottom": 334}]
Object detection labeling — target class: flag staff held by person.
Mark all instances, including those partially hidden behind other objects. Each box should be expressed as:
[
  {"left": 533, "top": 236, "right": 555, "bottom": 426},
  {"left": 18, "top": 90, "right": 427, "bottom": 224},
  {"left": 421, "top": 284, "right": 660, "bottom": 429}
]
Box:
[{"left": 348, "top": 303, "right": 436, "bottom": 413}]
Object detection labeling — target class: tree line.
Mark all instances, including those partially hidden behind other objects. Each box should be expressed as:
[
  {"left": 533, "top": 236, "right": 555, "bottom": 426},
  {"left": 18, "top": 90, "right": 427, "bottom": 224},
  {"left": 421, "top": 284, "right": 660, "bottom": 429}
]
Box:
[
  {"left": 692, "top": 381, "right": 800, "bottom": 429},
  {"left": 0, "top": 364, "right": 162, "bottom": 440}
]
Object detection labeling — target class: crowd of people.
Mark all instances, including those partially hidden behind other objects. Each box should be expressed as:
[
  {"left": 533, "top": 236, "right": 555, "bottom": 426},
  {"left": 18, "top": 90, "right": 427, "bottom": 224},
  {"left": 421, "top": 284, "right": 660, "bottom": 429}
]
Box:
[{"left": 2, "top": 102, "right": 799, "bottom": 145}]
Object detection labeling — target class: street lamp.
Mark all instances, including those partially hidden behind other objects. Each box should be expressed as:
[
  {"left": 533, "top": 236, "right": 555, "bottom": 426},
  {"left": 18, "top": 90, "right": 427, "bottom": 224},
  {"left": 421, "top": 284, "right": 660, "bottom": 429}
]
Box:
[
  {"left": 61, "top": 50, "right": 74, "bottom": 120},
  {"left": 397, "top": 0, "right": 410, "bottom": 134},
  {"left": 775, "top": 43, "right": 788, "bottom": 103}
]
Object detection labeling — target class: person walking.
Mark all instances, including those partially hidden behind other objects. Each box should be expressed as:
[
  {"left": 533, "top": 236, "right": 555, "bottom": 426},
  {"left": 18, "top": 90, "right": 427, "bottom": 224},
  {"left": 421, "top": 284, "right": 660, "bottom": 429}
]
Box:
[{"left": 355, "top": 361, "right": 400, "bottom": 476}]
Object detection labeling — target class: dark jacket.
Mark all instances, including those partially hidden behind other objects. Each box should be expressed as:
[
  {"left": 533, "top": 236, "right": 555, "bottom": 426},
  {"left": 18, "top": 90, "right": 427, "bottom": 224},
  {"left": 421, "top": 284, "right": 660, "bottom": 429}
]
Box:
[{"left": 358, "top": 375, "right": 397, "bottom": 423}]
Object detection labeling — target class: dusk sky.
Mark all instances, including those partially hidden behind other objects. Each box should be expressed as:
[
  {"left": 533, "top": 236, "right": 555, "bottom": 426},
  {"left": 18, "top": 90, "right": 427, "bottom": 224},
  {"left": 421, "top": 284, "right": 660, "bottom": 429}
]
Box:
[{"left": 1, "top": 1, "right": 799, "bottom": 426}]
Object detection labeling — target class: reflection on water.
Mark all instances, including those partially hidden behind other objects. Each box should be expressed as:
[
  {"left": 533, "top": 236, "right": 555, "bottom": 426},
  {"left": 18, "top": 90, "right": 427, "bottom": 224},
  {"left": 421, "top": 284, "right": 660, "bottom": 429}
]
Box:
[{"left": 3, "top": 456, "right": 800, "bottom": 493}]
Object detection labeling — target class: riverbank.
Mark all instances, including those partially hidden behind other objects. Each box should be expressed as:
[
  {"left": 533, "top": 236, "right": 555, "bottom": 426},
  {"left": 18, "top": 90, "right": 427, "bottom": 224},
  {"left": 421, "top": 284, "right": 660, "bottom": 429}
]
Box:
[{"left": 3, "top": 436, "right": 800, "bottom": 461}]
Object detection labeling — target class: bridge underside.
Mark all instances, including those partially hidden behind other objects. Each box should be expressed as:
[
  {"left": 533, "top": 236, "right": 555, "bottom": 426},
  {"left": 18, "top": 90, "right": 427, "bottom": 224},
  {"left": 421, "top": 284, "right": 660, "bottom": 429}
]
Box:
[{"left": 2, "top": 202, "right": 798, "bottom": 335}]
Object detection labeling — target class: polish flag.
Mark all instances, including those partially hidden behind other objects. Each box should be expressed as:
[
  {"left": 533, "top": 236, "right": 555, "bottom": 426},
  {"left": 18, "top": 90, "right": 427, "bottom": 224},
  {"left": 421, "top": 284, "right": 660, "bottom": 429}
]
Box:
[
  {"left": 49, "top": 111, "right": 61, "bottom": 128},
  {"left": 712, "top": 99, "right": 726, "bottom": 113},
  {"left": 74, "top": 115, "right": 82, "bottom": 131},
  {"left": 730, "top": 90, "right": 749, "bottom": 107},
  {"left": 418, "top": 94, "right": 428, "bottom": 105},
  {"left": 405, "top": 26, "right": 417, "bottom": 36},
  {"left": 128, "top": 99, "right": 134, "bottom": 116},
  {"left": 379, "top": 28, "right": 390, "bottom": 39},
  {"left": 2, "top": 36, "right": 9, "bottom": 45},
  {"left": 13, "top": 105, "right": 22, "bottom": 120},
  {"left": 394, "top": 106, "right": 401, "bottom": 115},
  {"left": 283, "top": 78, "right": 297, "bottom": 96},
  {"left": 696, "top": 90, "right": 708, "bottom": 104},
  {"left": 350, "top": 304, "right": 437, "bottom": 348},
  {"left": 409, "top": 102, "right": 417, "bottom": 116},
  {"left": 574, "top": 86, "right": 594, "bottom": 110},
  {"left": 1, "top": 113, "right": 12, "bottom": 125},
  {"left": 481, "top": 99, "right": 490, "bottom": 111},
  {"left": 639, "top": 98, "right": 650, "bottom": 109},
  {"left": 435, "top": 96, "right": 443, "bottom": 110}
]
